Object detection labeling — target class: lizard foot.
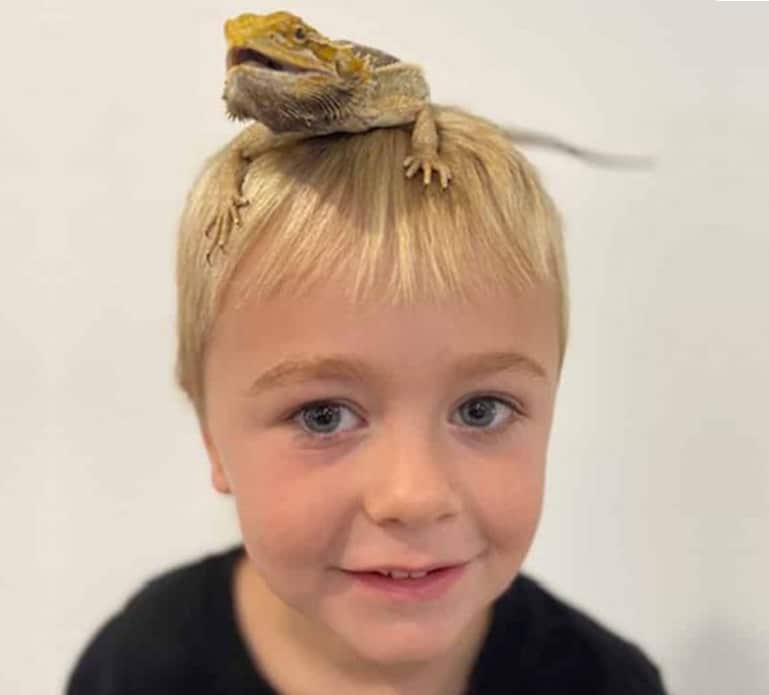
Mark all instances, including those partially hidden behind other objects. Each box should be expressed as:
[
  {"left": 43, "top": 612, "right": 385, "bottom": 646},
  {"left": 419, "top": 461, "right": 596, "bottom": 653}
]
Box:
[
  {"left": 203, "top": 194, "right": 250, "bottom": 265},
  {"left": 403, "top": 152, "right": 452, "bottom": 189}
]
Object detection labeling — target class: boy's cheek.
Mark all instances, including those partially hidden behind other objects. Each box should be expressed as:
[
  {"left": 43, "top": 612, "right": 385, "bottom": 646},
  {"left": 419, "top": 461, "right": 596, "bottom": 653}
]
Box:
[
  {"left": 233, "top": 480, "right": 341, "bottom": 563},
  {"left": 470, "top": 459, "right": 546, "bottom": 549},
  {"left": 488, "top": 486, "right": 544, "bottom": 545}
]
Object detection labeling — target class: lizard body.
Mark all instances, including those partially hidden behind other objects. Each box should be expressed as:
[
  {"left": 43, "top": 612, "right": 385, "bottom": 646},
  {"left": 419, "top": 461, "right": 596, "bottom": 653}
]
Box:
[{"left": 204, "top": 10, "right": 651, "bottom": 264}]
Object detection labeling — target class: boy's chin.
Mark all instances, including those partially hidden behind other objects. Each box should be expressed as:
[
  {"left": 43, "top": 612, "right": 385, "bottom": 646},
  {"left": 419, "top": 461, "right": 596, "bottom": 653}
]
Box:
[{"left": 326, "top": 612, "right": 476, "bottom": 668}]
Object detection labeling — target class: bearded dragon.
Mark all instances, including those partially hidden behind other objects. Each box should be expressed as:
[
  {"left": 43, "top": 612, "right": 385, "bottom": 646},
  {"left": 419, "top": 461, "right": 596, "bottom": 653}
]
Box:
[{"left": 204, "top": 10, "right": 652, "bottom": 264}]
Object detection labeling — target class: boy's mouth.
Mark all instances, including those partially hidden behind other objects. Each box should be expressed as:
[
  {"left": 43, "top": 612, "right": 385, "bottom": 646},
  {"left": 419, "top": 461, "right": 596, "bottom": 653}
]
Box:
[
  {"left": 355, "top": 568, "right": 438, "bottom": 579},
  {"left": 345, "top": 561, "right": 462, "bottom": 576},
  {"left": 340, "top": 564, "right": 468, "bottom": 599}
]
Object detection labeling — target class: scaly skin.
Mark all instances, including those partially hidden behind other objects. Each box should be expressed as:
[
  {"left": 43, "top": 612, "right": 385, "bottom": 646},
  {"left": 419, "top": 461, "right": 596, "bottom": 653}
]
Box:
[{"left": 204, "top": 10, "right": 450, "bottom": 264}]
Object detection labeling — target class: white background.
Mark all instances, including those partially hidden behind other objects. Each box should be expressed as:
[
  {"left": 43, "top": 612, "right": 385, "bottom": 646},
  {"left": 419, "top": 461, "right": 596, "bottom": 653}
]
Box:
[{"left": 2, "top": 1, "right": 767, "bottom": 693}]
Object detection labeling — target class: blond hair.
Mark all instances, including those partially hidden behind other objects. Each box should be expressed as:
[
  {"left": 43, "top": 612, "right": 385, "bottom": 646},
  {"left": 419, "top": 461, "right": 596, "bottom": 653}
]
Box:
[{"left": 176, "top": 105, "right": 569, "bottom": 424}]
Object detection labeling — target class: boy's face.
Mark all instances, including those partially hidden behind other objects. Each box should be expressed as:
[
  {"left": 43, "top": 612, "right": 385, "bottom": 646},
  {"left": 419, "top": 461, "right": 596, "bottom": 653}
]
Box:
[{"left": 202, "top": 259, "right": 561, "bottom": 670}]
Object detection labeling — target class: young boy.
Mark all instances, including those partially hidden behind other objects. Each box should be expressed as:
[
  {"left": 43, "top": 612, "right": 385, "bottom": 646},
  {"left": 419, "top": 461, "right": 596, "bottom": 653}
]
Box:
[{"left": 66, "top": 105, "right": 668, "bottom": 694}]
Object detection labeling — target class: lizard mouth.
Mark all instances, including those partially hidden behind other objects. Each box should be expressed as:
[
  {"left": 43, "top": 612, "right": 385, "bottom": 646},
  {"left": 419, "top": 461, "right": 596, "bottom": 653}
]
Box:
[{"left": 227, "top": 47, "right": 307, "bottom": 73}]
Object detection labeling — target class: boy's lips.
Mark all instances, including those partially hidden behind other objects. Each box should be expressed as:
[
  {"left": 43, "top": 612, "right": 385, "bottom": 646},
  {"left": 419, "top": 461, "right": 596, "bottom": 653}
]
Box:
[
  {"left": 341, "top": 563, "right": 469, "bottom": 601},
  {"left": 345, "top": 560, "right": 466, "bottom": 574}
]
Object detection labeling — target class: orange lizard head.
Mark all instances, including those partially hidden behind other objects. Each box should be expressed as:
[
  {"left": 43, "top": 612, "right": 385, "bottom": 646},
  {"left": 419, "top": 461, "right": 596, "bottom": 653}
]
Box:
[
  {"left": 221, "top": 11, "right": 373, "bottom": 132},
  {"left": 223, "top": 11, "right": 370, "bottom": 80}
]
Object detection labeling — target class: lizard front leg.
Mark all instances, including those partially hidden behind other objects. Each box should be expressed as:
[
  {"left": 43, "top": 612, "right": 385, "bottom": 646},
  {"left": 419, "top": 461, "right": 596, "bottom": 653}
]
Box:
[
  {"left": 403, "top": 104, "right": 452, "bottom": 189},
  {"left": 204, "top": 122, "right": 306, "bottom": 265}
]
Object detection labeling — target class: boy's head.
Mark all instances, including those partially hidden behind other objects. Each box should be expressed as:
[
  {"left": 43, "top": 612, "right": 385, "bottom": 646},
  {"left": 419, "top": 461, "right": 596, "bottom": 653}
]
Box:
[{"left": 175, "top": 105, "right": 568, "bottom": 671}]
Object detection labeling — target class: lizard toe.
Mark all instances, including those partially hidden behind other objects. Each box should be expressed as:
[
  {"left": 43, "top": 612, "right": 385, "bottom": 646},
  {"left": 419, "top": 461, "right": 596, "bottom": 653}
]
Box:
[
  {"left": 438, "top": 164, "right": 452, "bottom": 189},
  {"left": 404, "top": 151, "right": 452, "bottom": 188},
  {"left": 403, "top": 157, "right": 420, "bottom": 178}
]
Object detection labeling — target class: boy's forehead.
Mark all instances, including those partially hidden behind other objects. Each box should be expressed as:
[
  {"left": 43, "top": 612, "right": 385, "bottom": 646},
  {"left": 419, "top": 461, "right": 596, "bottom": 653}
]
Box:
[{"left": 210, "top": 277, "right": 561, "bottom": 387}]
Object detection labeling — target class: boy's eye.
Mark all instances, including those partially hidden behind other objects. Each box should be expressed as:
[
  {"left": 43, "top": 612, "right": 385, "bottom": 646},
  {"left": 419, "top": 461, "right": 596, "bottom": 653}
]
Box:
[{"left": 283, "top": 395, "right": 525, "bottom": 444}]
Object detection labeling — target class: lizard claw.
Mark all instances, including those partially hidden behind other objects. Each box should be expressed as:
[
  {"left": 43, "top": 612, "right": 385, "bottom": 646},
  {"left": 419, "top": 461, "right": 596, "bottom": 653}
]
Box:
[
  {"left": 403, "top": 153, "right": 452, "bottom": 189},
  {"left": 203, "top": 194, "right": 250, "bottom": 265}
]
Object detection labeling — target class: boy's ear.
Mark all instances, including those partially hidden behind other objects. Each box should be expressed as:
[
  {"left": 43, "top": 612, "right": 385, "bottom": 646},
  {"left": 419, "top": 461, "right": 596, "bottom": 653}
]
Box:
[{"left": 201, "top": 424, "right": 233, "bottom": 495}]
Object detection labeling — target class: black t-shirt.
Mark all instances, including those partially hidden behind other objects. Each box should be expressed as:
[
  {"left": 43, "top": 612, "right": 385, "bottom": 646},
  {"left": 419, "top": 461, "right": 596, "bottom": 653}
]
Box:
[{"left": 65, "top": 544, "right": 668, "bottom": 694}]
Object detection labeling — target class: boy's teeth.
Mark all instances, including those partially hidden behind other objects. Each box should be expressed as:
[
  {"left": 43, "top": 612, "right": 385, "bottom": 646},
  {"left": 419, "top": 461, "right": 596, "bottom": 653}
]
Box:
[{"left": 376, "top": 569, "right": 429, "bottom": 579}]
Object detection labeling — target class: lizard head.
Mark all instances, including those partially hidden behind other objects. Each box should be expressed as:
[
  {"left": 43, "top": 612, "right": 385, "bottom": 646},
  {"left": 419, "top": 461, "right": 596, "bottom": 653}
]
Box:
[
  {"left": 222, "top": 11, "right": 373, "bottom": 130},
  {"left": 224, "top": 11, "right": 367, "bottom": 76}
]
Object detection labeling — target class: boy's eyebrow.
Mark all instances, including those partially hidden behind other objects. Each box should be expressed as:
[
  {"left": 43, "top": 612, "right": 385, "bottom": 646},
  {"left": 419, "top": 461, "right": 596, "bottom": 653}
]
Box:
[{"left": 245, "top": 351, "right": 549, "bottom": 396}]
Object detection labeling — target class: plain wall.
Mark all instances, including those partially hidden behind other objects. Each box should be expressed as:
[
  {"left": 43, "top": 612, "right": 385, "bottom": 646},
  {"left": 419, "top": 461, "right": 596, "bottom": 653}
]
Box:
[{"left": 2, "top": 0, "right": 767, "bottom": 693}]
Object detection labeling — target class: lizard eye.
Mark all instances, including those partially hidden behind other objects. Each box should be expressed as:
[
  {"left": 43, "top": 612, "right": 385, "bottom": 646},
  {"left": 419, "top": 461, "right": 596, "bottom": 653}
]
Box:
[{"left": 294, "top": 27, "right": 306, "bottom": 41}]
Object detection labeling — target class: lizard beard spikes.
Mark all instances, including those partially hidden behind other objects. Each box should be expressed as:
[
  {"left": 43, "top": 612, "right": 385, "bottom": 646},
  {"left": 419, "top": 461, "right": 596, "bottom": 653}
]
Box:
[{"left": 224, "top": 66, "right": 359, "bottom": 133}]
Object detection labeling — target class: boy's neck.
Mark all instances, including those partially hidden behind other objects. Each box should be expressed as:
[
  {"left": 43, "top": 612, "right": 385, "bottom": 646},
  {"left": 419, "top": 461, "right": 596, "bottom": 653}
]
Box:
[{"left": 233, "top": 555, "right": 491, "bottom": 695}]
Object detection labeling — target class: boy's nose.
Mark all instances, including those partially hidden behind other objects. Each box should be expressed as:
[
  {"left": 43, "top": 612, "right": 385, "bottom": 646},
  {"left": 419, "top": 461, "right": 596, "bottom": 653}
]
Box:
[{"left": 361, "top": 430, "right": 463, "bottom": 526}]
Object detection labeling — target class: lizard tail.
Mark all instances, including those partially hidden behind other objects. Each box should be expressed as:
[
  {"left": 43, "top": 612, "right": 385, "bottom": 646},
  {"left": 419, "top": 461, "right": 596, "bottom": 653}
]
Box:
[{"left": 503, "top": 127, "right": 655, "bottom": 169}]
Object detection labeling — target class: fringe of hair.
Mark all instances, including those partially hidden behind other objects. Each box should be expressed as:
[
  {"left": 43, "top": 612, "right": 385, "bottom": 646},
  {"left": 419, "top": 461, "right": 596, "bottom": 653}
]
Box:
[{"left": 175, "top": 105, "right": 569, "bottom": 424}]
